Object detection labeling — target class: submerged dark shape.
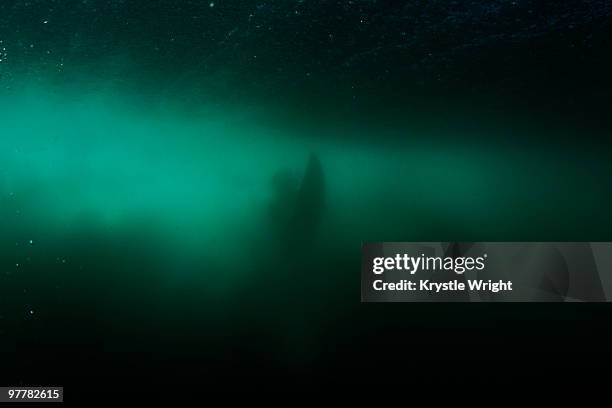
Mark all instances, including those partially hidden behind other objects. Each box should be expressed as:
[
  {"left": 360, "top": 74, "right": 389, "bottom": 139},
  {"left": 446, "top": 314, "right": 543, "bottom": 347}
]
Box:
[
  {"left": 292, "top": 153, "right": 325, "bottom": 238},
  {"left": 269, "top": 153, "right": 325, "bottom": 248}
]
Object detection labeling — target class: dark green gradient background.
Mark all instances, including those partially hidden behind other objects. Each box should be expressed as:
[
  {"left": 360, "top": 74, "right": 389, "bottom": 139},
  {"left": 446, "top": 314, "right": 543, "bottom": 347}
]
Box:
[{"left": 1, "top": 1, "right": 611, "bottom": 390}]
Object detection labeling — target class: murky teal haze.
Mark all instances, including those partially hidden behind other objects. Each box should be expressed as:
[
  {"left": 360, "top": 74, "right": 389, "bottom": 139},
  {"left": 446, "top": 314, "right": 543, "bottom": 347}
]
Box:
[
  {"left": 2, "top": 83, "right": 611, "bottom": 354},
  {"left": 1, "top": 0, "right": 612, "bottom": 389}
]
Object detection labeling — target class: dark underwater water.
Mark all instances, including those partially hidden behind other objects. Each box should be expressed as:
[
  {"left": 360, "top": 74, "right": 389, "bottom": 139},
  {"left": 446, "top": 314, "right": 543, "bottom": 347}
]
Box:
[{"left": 1, "top": 1, "right": 612, "bottom": 392}]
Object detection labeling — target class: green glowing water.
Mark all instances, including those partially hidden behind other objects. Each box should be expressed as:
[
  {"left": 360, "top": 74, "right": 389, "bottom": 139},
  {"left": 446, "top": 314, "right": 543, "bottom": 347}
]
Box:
[
  {"left": 3, "top": 87, "right": 612, "bottom": 267},
  {"left": 1, "top": 83, "right": 611, "bottom": 359}
]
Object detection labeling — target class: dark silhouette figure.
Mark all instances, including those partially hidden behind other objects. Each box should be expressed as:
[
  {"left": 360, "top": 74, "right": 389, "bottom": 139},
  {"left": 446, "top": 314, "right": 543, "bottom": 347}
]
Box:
[
  {"left": 269, "top": 153, "right": 325, "bottom": 250},
  {"left": 291, "top": 153, "right": 325, "bottom": 241}
]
